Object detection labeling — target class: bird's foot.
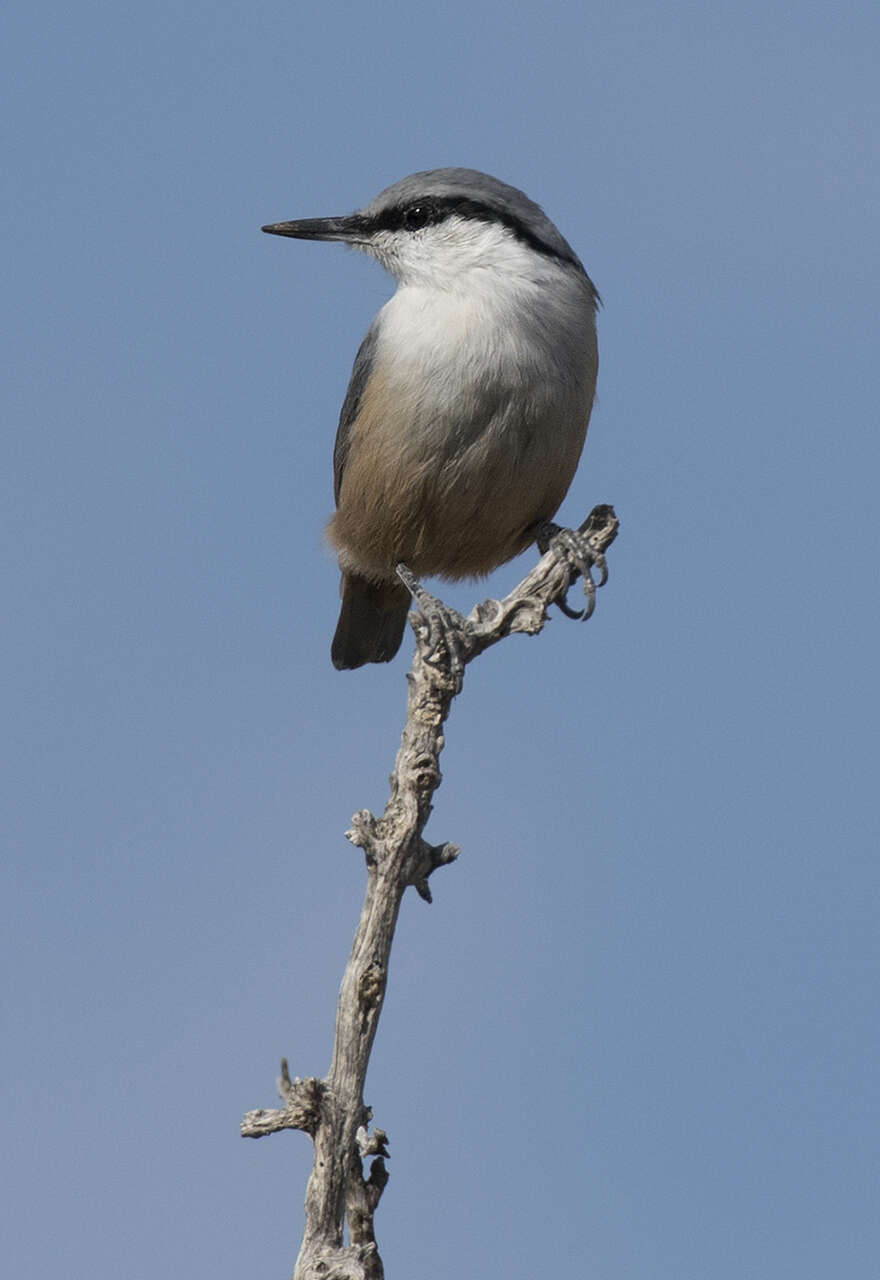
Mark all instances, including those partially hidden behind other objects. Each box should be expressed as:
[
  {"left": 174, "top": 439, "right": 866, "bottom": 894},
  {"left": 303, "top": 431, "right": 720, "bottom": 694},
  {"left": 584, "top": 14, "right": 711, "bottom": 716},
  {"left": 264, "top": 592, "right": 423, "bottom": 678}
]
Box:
[
  {"left": 396, "top": 564, "right": 467, "bottom": 692},
  {"left": 531, "top": 514, "right": 610, "bottom": 621}
]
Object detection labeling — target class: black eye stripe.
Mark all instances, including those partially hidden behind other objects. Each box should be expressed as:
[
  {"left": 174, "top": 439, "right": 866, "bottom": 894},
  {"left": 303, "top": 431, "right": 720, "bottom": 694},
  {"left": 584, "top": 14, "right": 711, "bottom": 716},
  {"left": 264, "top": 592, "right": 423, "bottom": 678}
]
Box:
[{"left": 361, "top": 196, "right": 581, "bottom": 269}]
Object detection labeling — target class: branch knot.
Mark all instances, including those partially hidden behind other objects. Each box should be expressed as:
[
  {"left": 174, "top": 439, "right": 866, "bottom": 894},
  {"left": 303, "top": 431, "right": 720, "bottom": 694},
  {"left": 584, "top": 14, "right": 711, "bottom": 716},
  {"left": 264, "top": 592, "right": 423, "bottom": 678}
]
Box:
[
  {"left": 357, "top": 962, "right": 385, "bottom": 1015},
  {"left": 240, "top": 1062, "right": 324, "bottom": 1138}
]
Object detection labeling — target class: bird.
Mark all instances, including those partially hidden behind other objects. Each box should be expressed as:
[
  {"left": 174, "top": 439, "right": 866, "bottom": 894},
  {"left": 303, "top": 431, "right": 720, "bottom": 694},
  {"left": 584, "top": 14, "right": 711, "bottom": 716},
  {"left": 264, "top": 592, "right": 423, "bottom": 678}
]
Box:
[{"left": 262, "top": 168, "right": 599, "bottom": 670}]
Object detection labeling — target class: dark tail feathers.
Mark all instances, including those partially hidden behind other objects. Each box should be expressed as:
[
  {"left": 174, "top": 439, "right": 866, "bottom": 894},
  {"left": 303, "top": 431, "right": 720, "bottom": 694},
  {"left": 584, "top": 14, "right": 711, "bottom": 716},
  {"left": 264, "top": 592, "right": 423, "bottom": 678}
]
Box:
[{"left": 331, "top": 573, "right": 410, "bottom": 670}]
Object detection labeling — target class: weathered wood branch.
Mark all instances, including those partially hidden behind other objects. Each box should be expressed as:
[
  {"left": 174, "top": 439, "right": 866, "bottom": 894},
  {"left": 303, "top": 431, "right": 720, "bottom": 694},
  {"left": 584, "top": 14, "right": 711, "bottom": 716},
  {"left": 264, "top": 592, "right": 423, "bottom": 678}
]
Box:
[{"left": 241, "top": 505, "right": 618, "bottom": 1280}]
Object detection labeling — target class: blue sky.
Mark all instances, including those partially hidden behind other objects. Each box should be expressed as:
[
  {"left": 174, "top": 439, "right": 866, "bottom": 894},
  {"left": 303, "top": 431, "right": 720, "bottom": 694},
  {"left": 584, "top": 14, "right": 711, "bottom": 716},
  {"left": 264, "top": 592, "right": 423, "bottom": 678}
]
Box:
[{"left": 3, "top": 2, "right": 878, "bottom": 1277}]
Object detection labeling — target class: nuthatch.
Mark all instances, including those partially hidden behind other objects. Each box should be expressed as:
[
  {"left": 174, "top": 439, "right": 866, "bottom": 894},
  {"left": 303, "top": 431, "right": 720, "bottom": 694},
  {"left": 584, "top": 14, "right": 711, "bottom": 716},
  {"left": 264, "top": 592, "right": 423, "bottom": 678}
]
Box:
[{"left": 263, "top": 168, "right": 599, "bottom": 669}]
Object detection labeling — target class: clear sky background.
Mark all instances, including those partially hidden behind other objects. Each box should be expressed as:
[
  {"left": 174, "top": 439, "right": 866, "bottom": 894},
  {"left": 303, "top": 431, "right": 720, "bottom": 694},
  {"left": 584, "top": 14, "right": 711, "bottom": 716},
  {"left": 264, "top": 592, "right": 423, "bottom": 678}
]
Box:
[{"left": 3, "top": 2, "right": 878, "bottom": 1277}]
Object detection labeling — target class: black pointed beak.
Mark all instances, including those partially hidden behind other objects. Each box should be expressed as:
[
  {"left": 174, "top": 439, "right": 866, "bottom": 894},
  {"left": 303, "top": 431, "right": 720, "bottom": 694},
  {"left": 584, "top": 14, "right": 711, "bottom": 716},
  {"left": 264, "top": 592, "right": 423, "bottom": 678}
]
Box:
[{"left": 261, "top": 215, "right": 366, "bottom": 244}]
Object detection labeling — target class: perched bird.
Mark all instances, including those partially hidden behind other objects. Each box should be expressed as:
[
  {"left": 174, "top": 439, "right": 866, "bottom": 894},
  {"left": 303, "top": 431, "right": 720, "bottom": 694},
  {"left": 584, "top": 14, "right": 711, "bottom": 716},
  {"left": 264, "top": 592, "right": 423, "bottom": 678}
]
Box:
[{"left": 263, "top": 168, "right": 599, "bottom": 669}]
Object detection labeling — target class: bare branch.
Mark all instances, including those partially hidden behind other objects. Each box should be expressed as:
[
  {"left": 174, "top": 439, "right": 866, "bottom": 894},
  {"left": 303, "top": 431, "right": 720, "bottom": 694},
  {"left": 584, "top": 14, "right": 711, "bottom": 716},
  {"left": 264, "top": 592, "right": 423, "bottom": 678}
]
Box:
[{"left": 242, "top": 507, "right": 618, "bottom": 1278}]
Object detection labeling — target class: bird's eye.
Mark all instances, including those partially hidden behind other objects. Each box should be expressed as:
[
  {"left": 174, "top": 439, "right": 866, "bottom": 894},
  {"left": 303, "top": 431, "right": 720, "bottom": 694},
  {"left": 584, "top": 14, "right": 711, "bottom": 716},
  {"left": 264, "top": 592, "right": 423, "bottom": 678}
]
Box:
[{"left": 403, "top": 204, "right": 431, "bottom": 230}]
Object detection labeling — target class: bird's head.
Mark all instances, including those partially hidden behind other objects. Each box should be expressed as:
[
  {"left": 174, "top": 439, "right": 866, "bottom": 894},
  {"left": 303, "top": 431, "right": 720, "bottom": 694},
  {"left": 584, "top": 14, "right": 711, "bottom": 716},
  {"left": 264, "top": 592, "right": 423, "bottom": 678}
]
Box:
[{"left": 262, "top": 167, "right": 586, "bottom": 291}]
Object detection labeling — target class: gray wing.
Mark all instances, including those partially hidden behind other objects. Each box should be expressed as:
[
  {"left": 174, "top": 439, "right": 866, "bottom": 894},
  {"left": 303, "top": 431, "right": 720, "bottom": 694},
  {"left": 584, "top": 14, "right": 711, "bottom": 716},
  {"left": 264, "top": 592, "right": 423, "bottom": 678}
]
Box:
[{"left": 333, "top": 322, "right": 379, "bottom": 506}]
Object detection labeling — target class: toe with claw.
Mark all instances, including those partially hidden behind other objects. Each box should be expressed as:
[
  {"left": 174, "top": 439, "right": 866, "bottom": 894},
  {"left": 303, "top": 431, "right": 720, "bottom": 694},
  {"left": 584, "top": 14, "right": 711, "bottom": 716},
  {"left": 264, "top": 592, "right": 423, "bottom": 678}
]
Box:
[
  {"left": 531, "top": 516, "right": 610, "bottom": 621},
  {"left": 396, "top": 564, "right": 468, "bottom": 691}
]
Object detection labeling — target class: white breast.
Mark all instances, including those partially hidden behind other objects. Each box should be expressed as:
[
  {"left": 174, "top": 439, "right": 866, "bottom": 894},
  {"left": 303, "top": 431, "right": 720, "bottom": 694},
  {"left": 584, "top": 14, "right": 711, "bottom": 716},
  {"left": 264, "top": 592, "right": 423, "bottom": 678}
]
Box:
[{"left": 375, "top": 253, "right": 596, "bottom": 429}]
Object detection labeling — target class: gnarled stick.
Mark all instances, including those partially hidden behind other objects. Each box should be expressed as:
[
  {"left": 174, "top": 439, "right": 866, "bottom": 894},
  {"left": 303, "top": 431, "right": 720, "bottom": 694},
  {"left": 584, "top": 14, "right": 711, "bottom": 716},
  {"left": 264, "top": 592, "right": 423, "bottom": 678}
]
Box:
[{"left": 242, "top": 504, "right": 618, "bottom": 1280}]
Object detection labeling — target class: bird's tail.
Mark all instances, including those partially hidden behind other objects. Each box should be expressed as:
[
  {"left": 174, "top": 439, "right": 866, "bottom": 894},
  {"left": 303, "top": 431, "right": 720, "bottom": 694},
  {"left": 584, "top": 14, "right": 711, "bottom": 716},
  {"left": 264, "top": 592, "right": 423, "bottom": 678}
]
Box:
[{"left": 331, "top": 573, "right": 411, "bottom": 670}]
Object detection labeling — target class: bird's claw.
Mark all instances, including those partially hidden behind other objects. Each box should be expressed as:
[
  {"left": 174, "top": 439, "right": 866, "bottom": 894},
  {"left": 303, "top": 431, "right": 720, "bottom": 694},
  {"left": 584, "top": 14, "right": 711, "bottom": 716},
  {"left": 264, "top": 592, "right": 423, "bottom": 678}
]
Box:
[
  {"left": 396, "top": 564, "right": 467, "bottom": 691},
  {"left": 531, "top": 520, "right": 608, "bottom": 621}
]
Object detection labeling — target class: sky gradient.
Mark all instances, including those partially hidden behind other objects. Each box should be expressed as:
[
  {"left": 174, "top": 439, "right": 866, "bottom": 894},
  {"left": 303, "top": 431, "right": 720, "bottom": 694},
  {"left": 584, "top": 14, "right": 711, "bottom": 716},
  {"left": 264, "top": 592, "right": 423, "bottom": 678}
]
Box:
[{"left": 3, "top": 2, "right": 879, "bottom": 1277}]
